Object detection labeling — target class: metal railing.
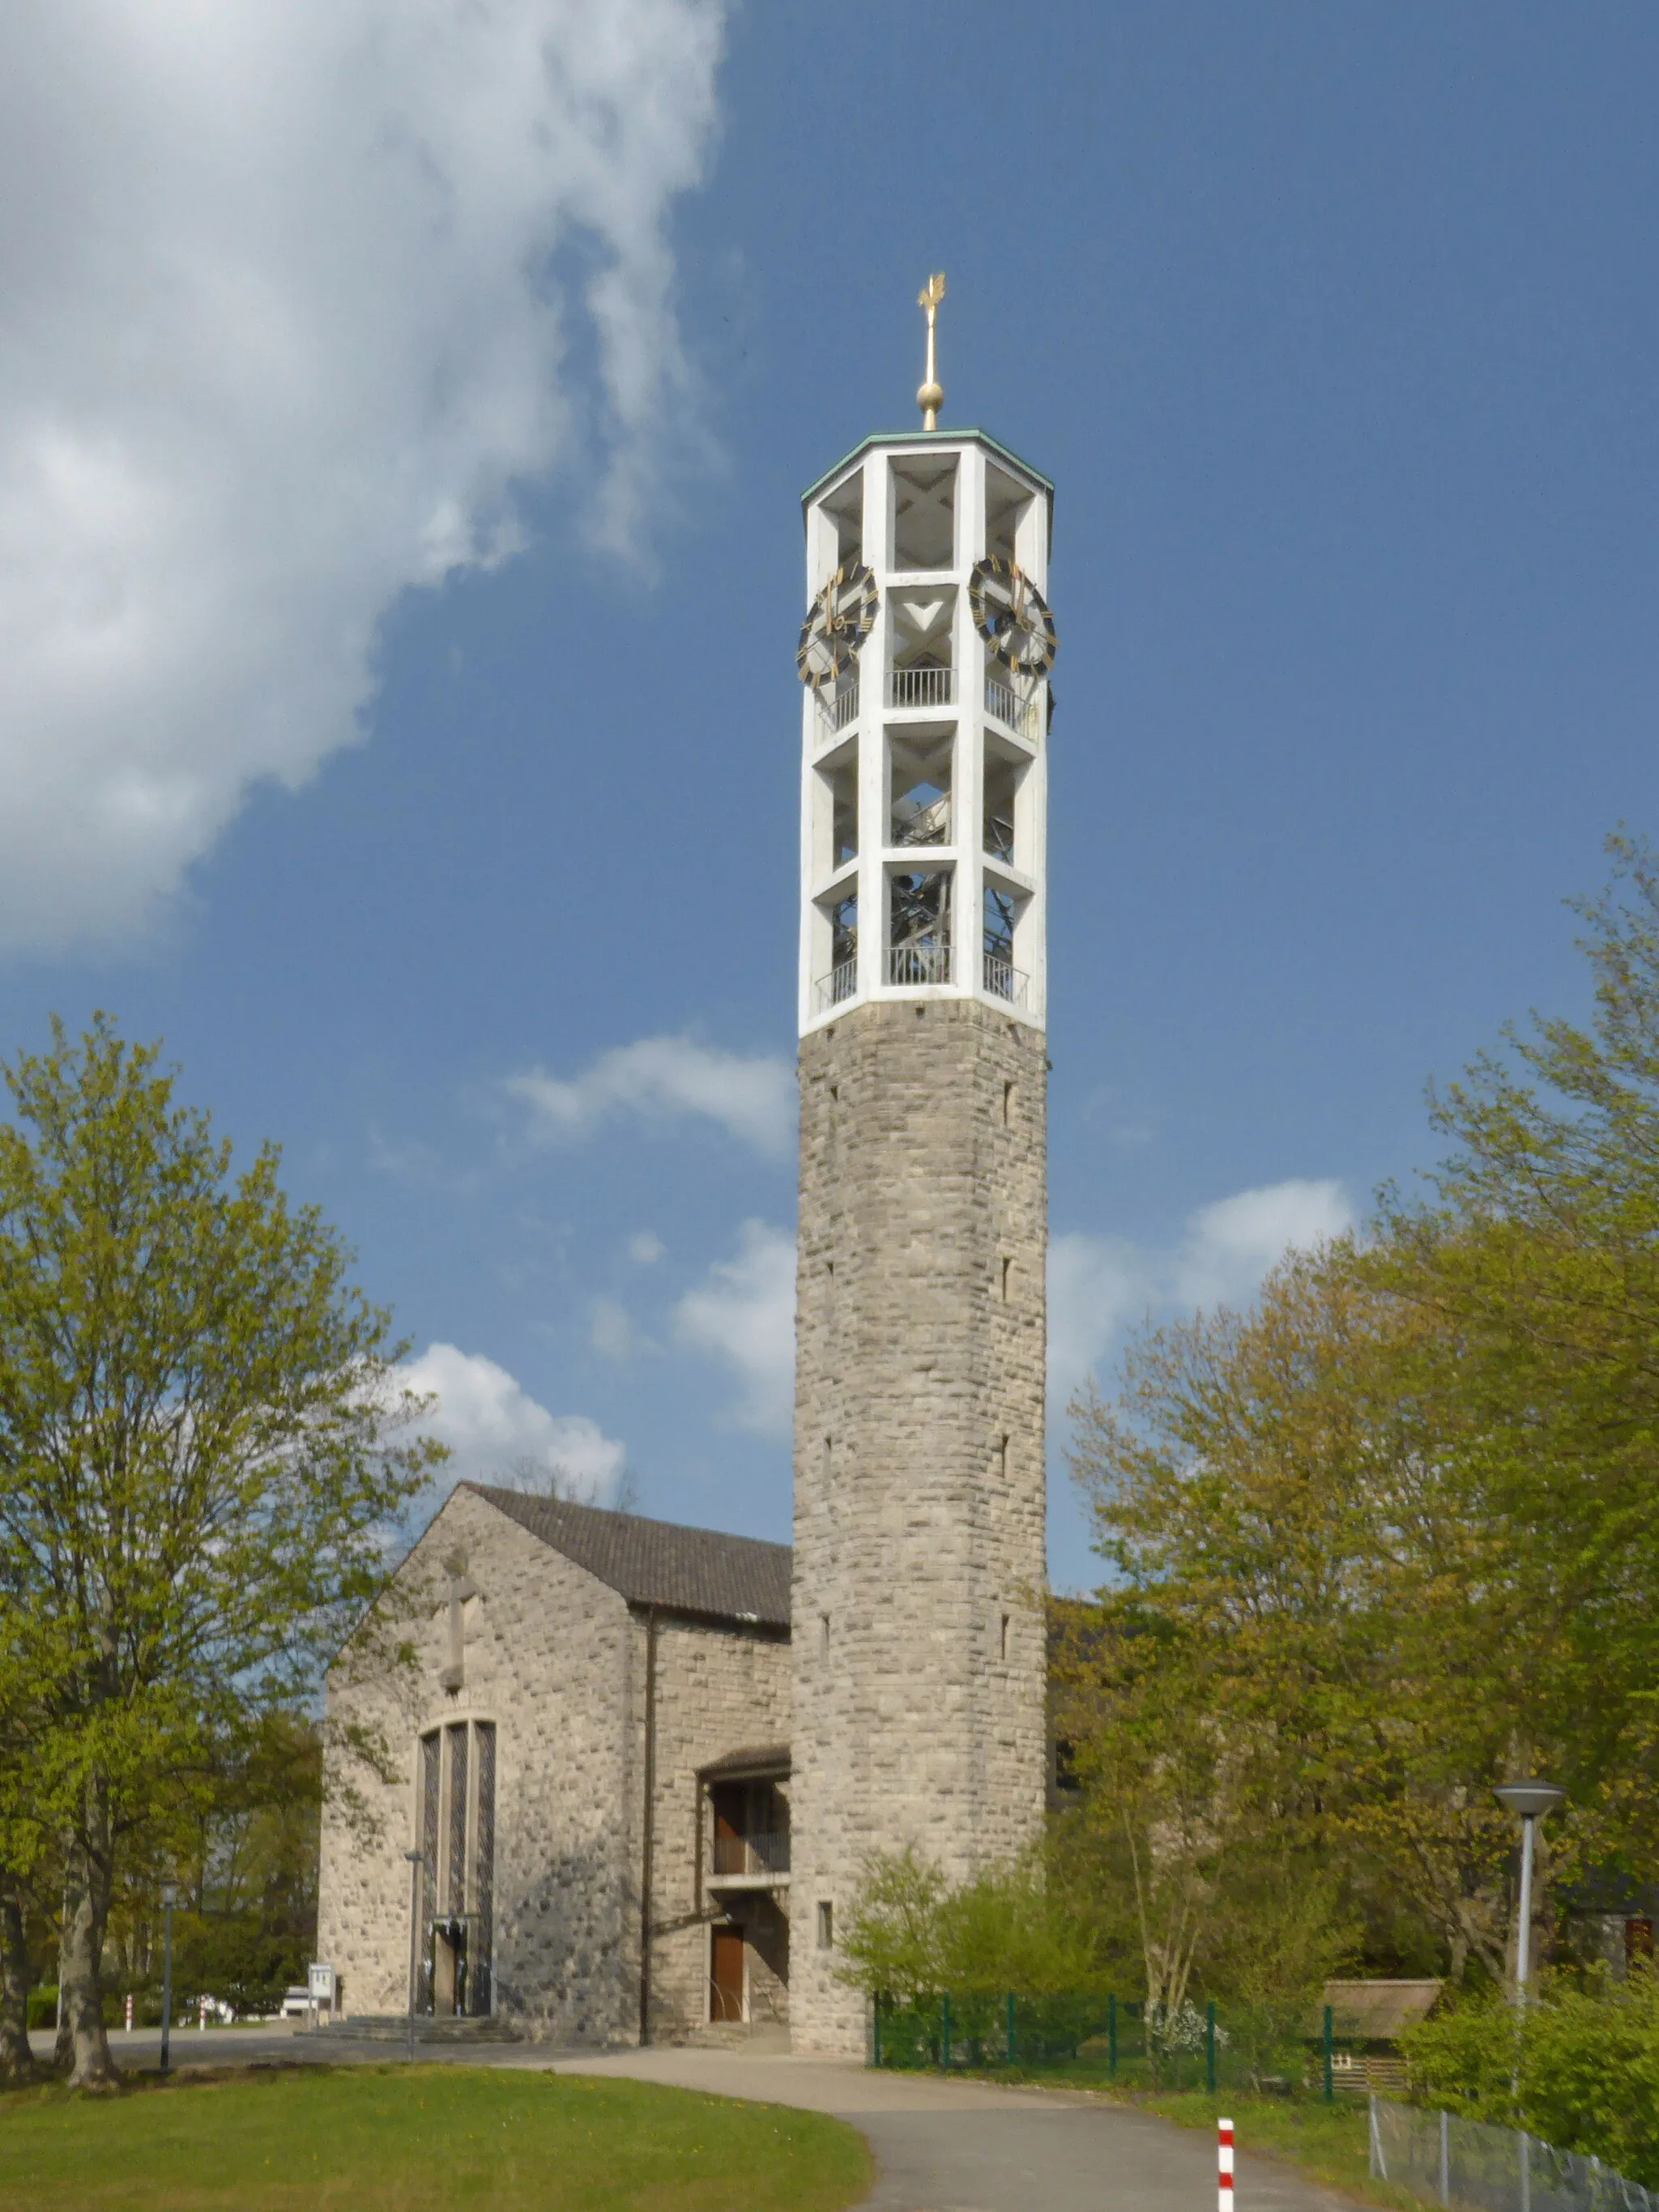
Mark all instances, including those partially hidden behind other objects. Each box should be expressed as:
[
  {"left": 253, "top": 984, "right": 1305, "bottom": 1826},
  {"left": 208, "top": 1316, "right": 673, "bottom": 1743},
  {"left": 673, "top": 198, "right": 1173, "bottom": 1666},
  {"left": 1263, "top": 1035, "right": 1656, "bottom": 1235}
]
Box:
[
  {"left": 983, "top": 954, "right": 1029, "bottom": 1008},
  {"left": 984, "top": 676, "right": 1040, "bottom": 739},
  {"left": 710, "top": 1831, "right": 791, "bottom": 1878},
  {"left": 1370, "top": 2096, "right": 1657, "bottom": 2212},
  {"left": 889, "top": 939, "right": 952, "bottom": 987},
  {"left": 813, "top": 959, "right": 858, "bottom": 1013},
  {"left": 888, "top": 665, "right": 954, "bottom": 710},
  {"left": 817, "top": 676, "right": 859, "bottom": 732}
]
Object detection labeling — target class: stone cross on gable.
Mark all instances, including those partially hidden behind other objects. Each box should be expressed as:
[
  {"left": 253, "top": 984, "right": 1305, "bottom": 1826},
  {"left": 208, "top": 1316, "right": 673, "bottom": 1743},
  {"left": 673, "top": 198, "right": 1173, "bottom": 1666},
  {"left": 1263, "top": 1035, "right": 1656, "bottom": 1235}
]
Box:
[{"left": 438, "top": 1564, "right": 479, "bottom": 1692}]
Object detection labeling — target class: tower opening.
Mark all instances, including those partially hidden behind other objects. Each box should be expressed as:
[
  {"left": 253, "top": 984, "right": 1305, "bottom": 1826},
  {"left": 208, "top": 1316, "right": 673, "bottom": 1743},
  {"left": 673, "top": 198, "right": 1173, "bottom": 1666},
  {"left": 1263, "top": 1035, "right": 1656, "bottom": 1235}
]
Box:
[
  {"left": 891, "top": 454, "right": 957, "bottom": 570},
  {"left": 887, "top": 587, "right": 955, "bottom": 711},
  {"left": 983, "top": 741, "right": 1023, "bottom": 864},
  {"left": 888, "top": 727, "right": 953, "bottom": 847},
  {"left": 889, "top": 867, "right": 952, "bottom": 986},
  {"left": 983, "top": 884, "right": 1026, "bottom": 1005}
]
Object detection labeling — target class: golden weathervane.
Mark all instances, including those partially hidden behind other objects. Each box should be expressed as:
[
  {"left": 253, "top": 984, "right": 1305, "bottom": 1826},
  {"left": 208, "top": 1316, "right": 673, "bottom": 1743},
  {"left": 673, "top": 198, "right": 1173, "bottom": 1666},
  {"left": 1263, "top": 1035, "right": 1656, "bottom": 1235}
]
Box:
[{"left": 916, "top": 272, "right": 945, "bottom": 429}]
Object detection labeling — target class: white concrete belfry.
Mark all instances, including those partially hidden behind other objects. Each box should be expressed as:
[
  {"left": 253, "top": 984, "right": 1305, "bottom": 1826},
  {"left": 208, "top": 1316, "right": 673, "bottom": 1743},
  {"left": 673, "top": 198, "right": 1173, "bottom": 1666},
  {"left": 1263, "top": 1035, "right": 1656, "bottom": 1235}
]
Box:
[
  {"left": 795, "top": 430, "right": 1054, "bottom": 1033},
  {"left": 789, "top": 387, "right": 1055, "bottom": 2054}
]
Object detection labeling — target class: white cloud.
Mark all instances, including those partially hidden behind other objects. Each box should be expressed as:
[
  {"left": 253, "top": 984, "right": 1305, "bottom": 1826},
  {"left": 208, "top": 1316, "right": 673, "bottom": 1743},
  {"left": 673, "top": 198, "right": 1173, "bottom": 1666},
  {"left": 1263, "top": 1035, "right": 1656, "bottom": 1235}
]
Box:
[
  {"left": 591, "top": 1297, "right": 638, "bottom": 1362},
  {"left": 507, "top": 1038, "right": 795, "bottom": 1158},
  {"left": 1047, "top": 1230, "right": 1148, "bottom": 1407},
  {"left": 402, "top": 1340, "right": 625, "bottom": 1503},
  {"left": 0, "top": 1, "right": 725, "bottom": 952},
  {"left": 1048, "top": 1177, "right": 1354, "bottom": 1404},
  {"left": 629, "top": 1231, "right": 666, "bottom": 1265},
  {"left": 1172, "top": 1178, "right": 1354, "bottom": 1311},
  {"left": 673, "top": 1219, "right": 796, "bottom": 1437}
]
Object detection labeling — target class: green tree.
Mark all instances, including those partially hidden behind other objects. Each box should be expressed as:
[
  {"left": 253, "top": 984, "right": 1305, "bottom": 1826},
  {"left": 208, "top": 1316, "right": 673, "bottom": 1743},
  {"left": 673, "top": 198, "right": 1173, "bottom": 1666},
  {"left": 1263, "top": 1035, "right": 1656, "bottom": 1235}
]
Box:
[{"left": 0, "top": 1017, "right": 441, "bottom": 2086}]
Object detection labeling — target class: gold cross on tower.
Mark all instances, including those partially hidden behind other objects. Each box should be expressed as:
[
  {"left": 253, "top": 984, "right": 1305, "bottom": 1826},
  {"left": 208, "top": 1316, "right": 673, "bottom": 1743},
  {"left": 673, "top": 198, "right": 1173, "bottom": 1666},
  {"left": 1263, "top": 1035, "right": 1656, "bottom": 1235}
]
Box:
[{"left": 916, "top": 272, "right": 945, "bottom": 429}]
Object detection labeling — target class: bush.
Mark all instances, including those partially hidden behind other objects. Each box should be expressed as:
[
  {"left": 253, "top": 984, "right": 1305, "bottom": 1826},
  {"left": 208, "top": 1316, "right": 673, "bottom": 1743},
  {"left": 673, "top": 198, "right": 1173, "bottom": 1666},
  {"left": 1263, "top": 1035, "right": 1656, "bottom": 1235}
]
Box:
[
  {"left": 839, "top": 1848, "right": 1101, "bottom": 1998},
  {"left": 27, "top": 1985, "right": 57, "bottom": 2031},
  {"left": 1401, "top": 1972, "right": 1659, "bottom": 2186}
]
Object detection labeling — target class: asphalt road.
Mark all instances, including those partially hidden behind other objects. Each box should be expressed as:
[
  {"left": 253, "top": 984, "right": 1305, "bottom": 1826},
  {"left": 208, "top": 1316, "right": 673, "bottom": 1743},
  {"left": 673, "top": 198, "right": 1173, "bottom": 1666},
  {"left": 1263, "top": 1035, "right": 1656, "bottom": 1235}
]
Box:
[{"left": 28, "top": 2022, "right": 1359, "bottom": 2212}]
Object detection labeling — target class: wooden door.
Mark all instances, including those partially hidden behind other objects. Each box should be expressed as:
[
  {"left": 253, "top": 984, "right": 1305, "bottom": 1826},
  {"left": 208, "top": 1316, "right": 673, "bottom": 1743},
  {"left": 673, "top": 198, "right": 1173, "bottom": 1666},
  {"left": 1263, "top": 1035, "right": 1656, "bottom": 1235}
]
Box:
[
  {"left": 711, "top": 1784, "right": 745, "bottom": 1877},
  {"left": 710, "top": 1926, "right": 744, "bottom": 2022}
]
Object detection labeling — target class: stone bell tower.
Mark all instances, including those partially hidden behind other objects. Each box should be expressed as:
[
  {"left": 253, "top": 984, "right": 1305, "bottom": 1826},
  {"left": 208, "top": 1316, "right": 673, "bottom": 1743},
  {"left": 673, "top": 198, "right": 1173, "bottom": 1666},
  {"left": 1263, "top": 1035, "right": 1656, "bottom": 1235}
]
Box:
[{"left": 788, "top": 278, "right": 1054, "bottom": 2055}]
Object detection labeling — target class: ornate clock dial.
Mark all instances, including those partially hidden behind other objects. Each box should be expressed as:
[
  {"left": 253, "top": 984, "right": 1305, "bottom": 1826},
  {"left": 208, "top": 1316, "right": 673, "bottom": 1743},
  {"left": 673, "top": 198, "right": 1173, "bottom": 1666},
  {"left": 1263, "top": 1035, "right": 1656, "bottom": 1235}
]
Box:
[
  {"left": 797, "top": 561, "right": 878, "bottom": 693},
  {"left": 969, "top": 555, "right": 1057, "bottom": 678}
]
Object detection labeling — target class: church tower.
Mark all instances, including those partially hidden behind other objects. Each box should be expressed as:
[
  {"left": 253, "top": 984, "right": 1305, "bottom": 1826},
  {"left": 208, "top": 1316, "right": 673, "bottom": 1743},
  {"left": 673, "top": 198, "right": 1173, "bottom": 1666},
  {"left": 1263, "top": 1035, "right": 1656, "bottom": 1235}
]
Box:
[{"left": 789, "top": 280, "right": 1054, "bottom": 2054}]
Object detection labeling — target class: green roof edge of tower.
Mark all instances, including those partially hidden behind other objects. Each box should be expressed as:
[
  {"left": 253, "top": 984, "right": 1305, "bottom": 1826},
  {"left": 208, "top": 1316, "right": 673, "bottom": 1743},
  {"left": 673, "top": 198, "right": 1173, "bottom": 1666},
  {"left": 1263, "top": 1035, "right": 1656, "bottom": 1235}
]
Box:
[{"left": 800, "top": 428, "right": 1054, "bottom": 544}]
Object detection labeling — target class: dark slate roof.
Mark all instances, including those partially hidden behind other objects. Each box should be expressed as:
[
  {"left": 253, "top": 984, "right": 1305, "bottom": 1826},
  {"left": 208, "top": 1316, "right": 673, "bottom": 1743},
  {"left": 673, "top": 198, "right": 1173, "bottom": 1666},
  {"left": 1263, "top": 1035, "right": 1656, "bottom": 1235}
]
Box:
[{"left": 469, "top": 1485, "right": 792, "bottom": 1630}]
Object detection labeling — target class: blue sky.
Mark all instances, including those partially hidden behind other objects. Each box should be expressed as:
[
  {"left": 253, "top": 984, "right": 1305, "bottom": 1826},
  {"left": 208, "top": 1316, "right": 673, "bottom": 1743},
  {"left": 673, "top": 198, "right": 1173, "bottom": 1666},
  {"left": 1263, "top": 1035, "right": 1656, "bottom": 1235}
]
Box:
[{"left": 3, "top": 4, "right": 1657, "bottom": 1590}]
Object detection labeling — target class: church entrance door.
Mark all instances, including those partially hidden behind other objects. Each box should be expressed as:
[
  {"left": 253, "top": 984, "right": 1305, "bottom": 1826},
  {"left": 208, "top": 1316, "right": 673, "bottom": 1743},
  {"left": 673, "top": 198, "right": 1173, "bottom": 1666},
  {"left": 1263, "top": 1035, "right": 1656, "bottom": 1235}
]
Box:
[
  {"left": 433, "top": 1922, "right": 467, "bottom": 2017},
  {"left": 710, "top": 1925, "right": 744, "bottom": 2022}
]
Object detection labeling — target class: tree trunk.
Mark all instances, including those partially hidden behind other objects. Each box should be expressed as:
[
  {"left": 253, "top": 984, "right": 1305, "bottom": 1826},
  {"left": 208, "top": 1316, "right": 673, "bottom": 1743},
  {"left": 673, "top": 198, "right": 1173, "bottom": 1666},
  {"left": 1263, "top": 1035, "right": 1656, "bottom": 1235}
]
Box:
[
  {"left": 61, "top": 1812, "right": 117, "bottom": 2090},
  {"left": 0, "top": 1881, "right": 34, "bottom": 2084}
]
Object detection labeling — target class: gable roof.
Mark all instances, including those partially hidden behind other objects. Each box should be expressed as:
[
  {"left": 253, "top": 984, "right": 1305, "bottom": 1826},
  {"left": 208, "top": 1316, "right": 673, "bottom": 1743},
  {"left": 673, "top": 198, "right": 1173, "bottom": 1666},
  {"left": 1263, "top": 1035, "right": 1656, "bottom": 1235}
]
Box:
[{"left": 469, "top": 1485, "right": 791, "bottom": 1630}]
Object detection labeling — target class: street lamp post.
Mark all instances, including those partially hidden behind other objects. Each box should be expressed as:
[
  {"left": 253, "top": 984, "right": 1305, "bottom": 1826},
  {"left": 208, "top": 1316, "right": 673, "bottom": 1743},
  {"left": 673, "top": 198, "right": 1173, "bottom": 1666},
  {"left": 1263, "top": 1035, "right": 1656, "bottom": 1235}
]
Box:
[
  {"left": 403, "top": 1849, "right": 423, "bottom": 2065},
  {"left": 159, "top": 1882, "right": 177, "bottom": 2075},
  {"left": 1494, "top": 1782, "right": 1567, "bottom": 2001}
]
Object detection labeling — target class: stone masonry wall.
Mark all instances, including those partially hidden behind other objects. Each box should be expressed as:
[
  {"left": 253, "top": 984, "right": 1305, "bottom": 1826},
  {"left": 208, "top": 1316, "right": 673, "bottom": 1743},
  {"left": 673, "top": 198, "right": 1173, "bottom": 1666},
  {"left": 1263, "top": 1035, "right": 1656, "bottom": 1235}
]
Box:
[
  {"left": 790, "top": 997, "right": 1049, "bottom": 2053},
  {"left": 318, "top": 1486, "right": 637, "bottom": 2044},
  {"left": 630, "top": 1609, "right": 792, "bottom": 2040}
]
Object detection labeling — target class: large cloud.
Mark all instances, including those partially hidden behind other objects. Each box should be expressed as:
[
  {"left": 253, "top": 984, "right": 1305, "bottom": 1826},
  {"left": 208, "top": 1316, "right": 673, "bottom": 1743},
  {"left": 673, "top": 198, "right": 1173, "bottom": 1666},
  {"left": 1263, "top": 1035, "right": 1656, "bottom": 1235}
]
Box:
[
  {"left": 1048, "top": 1177, "right": 1354, "bottom": 1404},
  {"left": 672, "top": 1219, "right": 797, "bottom": 1436},
  {"left": 402, "top": 1341, "right": 625, "bottom": 1503},
  {"left": 0, "top": 0, "right": 724, "bottom": 952},
  {"left": 507, "top": 1038, "right": 795, "bottom": 1157}
]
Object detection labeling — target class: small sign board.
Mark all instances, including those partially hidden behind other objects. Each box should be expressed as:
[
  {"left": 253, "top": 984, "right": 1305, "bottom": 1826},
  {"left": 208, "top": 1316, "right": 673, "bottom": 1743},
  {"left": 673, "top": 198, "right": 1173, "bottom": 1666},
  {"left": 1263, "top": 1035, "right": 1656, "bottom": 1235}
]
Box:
[{"left": 308, "top": 1962, "right": 335, "bottom": 2005}]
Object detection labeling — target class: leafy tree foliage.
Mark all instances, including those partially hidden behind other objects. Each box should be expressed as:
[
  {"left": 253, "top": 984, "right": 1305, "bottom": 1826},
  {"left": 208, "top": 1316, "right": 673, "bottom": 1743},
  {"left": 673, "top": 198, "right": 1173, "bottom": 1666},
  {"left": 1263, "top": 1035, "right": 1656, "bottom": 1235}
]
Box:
[
  {"left": 1057, "top": 837, "right": 1659, "bottom": 2015},
  {"left": 0, "top": 1018, "right": 440, "bottom": 2084}
]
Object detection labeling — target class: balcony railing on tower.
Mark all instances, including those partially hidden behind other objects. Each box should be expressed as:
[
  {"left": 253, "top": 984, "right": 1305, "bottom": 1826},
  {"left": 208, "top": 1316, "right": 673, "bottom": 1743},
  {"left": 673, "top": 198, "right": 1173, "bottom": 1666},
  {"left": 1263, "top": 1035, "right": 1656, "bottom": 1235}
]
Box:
[
  {"left": 813, "top": 958, "right": 859, "bottom": 1013},
  {"left": 889, "top": 935, "right": 953, "bottom": 987},
  {"left": 984, "top": 675, "right": 1041, "bottom": 739},
  {"left": 983, "top": 952, "right": 1029, "bottom": 1008},
  {"left": 887, "top": 665, "right": 954, "bottom": 710},
  {"left": 816, "top": 673, "right": 859, "bottom": 732}
]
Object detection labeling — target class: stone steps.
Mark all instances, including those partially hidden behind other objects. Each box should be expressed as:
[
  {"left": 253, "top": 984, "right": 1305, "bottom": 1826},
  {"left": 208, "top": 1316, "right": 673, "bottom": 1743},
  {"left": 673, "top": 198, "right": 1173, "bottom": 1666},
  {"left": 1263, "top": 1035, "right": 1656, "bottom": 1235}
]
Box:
[{"left": 308, "top": 2014, "right": 522, "bottom": 2044}]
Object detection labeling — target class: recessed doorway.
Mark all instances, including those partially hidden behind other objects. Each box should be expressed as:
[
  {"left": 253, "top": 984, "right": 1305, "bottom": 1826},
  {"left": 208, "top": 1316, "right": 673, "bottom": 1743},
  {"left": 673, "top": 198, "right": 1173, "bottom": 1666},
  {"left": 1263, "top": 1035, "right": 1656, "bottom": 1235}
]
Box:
[{"left": 710, "top": 1924, "right": 744, "bottom": 2022}]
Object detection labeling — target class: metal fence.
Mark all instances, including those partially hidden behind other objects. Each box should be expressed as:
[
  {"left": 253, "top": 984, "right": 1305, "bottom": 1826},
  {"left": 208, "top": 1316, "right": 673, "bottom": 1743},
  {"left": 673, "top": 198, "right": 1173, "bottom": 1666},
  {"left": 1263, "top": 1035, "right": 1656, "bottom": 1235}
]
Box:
[
  {"left": 1369, "top": 2097, "right": 1657, "bottom": 2212},
  {"left": 872, "top": 1991, "right": 1366, "bottom": 2095}
]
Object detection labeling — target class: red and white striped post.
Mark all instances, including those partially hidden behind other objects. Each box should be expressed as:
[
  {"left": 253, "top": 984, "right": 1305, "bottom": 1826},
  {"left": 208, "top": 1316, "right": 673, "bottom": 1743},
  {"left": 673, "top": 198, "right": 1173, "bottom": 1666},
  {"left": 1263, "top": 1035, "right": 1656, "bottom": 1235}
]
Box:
[
  {"left": 1218, "top": 2117, "right": 1235, "bottom": 2212},
  {"left": 124, "top": 1993, "right": 133, "bottom": 2032},
  {"left": 198, "top": 1993, "right": 208, "bottom": 2031}
]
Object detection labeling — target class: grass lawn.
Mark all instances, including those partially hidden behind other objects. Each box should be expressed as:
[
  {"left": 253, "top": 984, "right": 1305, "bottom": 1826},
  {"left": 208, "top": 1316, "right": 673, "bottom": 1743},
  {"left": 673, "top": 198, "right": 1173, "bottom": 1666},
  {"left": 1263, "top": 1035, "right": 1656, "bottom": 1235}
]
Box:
[{"left": 0, "top": 2062, "right": 872, "bottom": 2212}]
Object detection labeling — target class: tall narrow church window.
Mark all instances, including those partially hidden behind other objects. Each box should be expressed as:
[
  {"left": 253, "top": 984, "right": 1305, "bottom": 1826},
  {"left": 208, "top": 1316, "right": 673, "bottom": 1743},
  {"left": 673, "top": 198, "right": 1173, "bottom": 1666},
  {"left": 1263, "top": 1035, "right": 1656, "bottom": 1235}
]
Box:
[
  {"left": 446, "top": 1723, "right": 469, "bottom": 1914},
  {"left": 413, "top": 1718, "right": 495, "bottom": 2020},
  {"left": 475, "top": 1723, "right": 497, "bottom": 2017}
]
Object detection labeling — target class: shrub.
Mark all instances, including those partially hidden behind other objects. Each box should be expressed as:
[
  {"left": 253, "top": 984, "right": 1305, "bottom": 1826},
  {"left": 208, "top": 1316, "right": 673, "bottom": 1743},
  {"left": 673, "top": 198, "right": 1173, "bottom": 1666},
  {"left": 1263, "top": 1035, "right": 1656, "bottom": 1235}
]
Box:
[{"left": 1401, "top": 1972, "right": 1659, "bottom": 2187}]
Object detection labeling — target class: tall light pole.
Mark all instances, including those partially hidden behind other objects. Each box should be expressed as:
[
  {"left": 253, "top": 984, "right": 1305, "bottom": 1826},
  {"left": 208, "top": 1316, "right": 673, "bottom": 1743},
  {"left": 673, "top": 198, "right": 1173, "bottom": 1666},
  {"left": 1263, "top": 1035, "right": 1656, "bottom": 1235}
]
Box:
[
  {"left": 403, "top": 1849, "right": 423, "bottom": 2065},
  {"left": 159, "top": 1882, "right": 177, "bottom": 2074},
  {"left": 1494, "top": 1781, "right": 1567, "bottom": 2001}
]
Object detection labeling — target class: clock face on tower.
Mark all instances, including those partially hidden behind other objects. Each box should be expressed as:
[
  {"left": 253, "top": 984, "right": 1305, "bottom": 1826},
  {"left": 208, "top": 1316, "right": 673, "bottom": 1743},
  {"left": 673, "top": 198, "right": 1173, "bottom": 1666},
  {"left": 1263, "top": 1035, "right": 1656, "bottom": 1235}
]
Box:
[
  {"left": 797, "top": 561, "right": 878, "bottom": 693},
  {"left": 969, "top": 556, "right": 1057, "bottom": 677}
]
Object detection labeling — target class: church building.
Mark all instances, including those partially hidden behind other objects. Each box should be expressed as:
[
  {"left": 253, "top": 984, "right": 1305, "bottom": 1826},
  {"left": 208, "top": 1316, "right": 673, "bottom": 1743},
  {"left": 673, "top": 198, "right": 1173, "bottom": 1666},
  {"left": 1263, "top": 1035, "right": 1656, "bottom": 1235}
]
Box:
[{"left": 317, "top": 284, "right": 1056, "bottom": 2052}]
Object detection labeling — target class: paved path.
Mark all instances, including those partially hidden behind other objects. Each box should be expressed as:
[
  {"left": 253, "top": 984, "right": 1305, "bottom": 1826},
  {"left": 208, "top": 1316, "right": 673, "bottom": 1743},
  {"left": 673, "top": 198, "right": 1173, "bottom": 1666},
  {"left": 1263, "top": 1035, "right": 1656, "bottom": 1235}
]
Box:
[
  {"left": 32, "top": 2024, "right": 1360, "bottom": 2212},
  {"left": 552, "top": 2047, "right": 1359, "bottom": 2212}
]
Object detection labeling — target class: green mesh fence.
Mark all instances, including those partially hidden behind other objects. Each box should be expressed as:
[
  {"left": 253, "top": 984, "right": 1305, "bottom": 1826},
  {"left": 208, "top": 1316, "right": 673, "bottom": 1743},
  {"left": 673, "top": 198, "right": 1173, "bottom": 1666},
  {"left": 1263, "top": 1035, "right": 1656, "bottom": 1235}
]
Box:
[{"left": 872, "top": 1993, "right": 1375, "bottom": 2096}]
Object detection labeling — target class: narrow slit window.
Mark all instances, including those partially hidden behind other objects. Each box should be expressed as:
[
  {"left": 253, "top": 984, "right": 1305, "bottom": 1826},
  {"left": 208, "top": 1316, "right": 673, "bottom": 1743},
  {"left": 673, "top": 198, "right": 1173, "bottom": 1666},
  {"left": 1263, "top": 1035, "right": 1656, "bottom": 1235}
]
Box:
[
  {"left": 1000, "top": 1257, "right": 1011, "bottom": 1302},
  {"left": 1000, "top": 1613, "right": 1011, "bottom": 1661},
  {"left": 817, "top": 1900, "right": 834, "bottom": 1950}
]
